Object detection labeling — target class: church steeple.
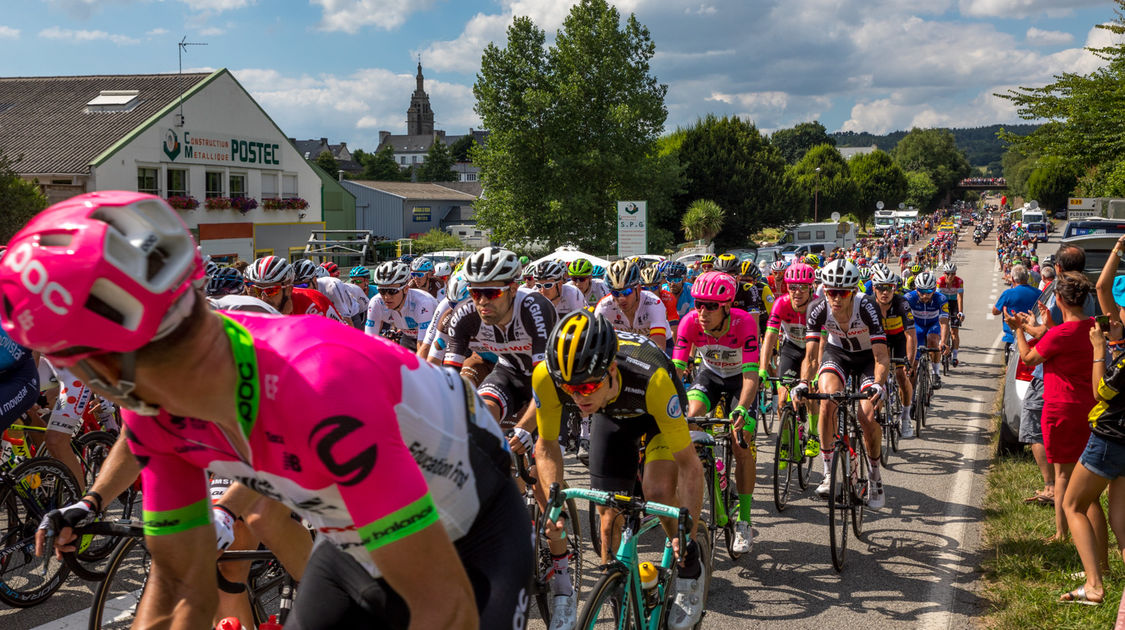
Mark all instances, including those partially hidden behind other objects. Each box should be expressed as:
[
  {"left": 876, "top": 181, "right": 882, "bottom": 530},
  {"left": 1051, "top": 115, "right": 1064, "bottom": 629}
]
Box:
[{"left": 407, "top": 57, "right": 434, "bottom": 136}]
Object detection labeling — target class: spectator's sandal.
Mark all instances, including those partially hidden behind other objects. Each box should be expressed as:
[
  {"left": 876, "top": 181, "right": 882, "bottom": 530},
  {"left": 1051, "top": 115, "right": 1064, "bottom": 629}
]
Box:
[{"left": 1059, "top": 586, "right": 1102, "bottom": 605}]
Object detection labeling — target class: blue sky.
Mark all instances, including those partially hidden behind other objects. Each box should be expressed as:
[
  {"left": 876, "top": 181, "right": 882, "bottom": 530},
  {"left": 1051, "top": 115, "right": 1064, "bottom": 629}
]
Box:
[{"left": 0, "top": 0, "right": 1120, "bottom": 151}]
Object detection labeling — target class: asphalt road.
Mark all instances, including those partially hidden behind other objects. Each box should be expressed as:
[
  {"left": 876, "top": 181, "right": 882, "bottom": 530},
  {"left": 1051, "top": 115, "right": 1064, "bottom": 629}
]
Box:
[{"left": 4, "top": 229, "right": 1006, "bottom": 630}]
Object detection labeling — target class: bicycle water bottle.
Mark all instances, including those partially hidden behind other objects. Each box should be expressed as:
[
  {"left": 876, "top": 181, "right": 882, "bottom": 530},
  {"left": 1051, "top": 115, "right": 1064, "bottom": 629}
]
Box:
[
  {"left": 258, "top": 615, "right": 282, "bottom": 630},
  {"left": 639, "top": 562, "right": 660, "bottom": 610},
  {"left": 715, "top": 459, "right": 728, "bottom": 491},
  {"left": 215, "top": 617, "right": 241, "bottom": 630}
]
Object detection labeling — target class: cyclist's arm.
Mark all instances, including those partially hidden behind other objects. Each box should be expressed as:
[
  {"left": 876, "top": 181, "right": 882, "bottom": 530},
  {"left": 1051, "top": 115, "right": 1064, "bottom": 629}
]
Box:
[
  {"left": 759, "top": 328, "right": 779, "bottom": 373},
  {"left": 735, "top": 315, "right": 761, "bottom": 412},
  {"left": 647, "top": 297, "right": 669, "bottom": 349},
  {"left": 532, "top": 363, "right": 566, "bottom": 493},
  {"left": 671, "top": 316, "right": 695, "bottom": 381},
  {"left": 873, "top": 342, "right": 890, "bottom": 386},
  {"left": 364, "top": 296, "right": 386, "bottom": 337}
]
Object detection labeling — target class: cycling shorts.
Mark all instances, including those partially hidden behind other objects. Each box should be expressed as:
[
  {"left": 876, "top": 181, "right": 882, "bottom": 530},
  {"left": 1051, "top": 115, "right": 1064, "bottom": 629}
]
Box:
[
  {"left": 478, "top": 363, "right": 533, "bottom": 429},
  {"left": 286, "top": 480, "right": 531, "bottom": 630},
  {"left": 915, "top": 321, "right": 942, "bottom": 347},
  {"left": 886, "top": 333, "right": 908, "bottom": 363},
  {"left": 0, "top": 356, "right": 39, "bottom": 434},
  {"left": 817, "top": 344, "right": 876, "bottom": 389},
  {"left": 589, "top": 412, "right": 678, "bottom": 494},
  {"left": 777, "top": 342, "right": 805, "bottom": 381},
  {"left": 687, "top": 369, "right": 744, "bottom": 414},
  {"left": 950, "top": 312, "right": 963, "bottom": 329}
]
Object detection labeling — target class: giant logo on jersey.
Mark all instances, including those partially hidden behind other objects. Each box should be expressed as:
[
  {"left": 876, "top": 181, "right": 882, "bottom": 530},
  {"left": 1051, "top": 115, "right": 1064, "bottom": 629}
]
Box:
[{"left": 309, "top": 415, "right": 378, "bottom": 487}]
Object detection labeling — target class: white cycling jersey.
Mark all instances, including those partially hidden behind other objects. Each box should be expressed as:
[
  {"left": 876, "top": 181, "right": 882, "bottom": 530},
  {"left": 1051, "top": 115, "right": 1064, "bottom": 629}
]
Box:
[
  {"left": 365, "top": 288, "right": 437, "bottom": 339},
  {"left": 572, "top": 278, "right": 610, "bottom": 307},
  {"left": 547, "top": 283, "right": 587, "bottom": 317},
  {"left": 317, "top": 276, "right": 365, "bottom": 318},
  {"left": 423, "top": 298, "right": 454, "bottom": 347},
  {"left": 208, "top": 295, "right": 282, "bottom": 315},
  {"left": 594, "top": 290, "right": 670, "bottom": 339}
]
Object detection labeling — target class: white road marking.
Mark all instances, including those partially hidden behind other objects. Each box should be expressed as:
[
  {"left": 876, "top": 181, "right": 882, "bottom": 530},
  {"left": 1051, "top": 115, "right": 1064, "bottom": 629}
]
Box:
[
  {"left": 916, "top": 332, "right": 1003, "bottom": 630},
  {"left": 29, "top": 591, "right": 142, "bottom": 629}
]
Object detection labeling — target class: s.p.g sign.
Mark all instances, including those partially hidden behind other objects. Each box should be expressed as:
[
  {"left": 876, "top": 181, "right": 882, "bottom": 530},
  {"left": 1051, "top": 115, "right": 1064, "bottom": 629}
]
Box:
[{"left": 162, "top": 129, "right": 282, "bottom": 169}]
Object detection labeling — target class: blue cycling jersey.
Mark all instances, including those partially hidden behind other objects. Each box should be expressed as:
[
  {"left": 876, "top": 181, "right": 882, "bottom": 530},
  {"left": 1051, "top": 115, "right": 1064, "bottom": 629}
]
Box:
[
  {"left": 663, "top": 282, "right": 694, "bottom": 320},
  {"left": 0, "top": 329, "right": 30, "bottom": 373},
  {"left": 904, "top": 290, "right": 950, "bottom": 327}
]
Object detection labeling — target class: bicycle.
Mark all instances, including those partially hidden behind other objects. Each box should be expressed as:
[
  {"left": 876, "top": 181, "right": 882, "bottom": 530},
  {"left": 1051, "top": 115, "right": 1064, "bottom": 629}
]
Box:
[
  {"left": 688, "top": 418, "right": 746, "bottom": 562},
  {"left": 877, "top": 361, "right": 907, "bottom": 462},
  {"left": 913, "top": 349, "right": 935, "bottom": 434},
  {"left": 769, "top": 377, "right": 812, "bottom": 512},
  {"left": 58, "top": 520, "right": 296, "bottom": 629},
  {"left": 511, "top": 450, "right": 583, "bottom": 624},
  {"left": 0, "top": 456, "right": 81, "bottom": 607},
  {"left": 754, "top": 380, "right": 776, "bottom": 437},
  {"left": 803, "top": 386, "right": 875, "bottom": 572},
  {"left": 546, "top": 484, "right": 710, "bottom": 630}
]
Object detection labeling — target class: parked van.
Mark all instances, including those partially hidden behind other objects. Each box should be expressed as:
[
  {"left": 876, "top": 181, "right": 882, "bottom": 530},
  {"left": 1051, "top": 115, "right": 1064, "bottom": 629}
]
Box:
[
  {"left": 777, "top": 221, "right": 857, "bottom": 250},
  {"left": 782, "top": 241, "right": 835, "bottom": 262},
  {"left": 1023, "top": 209, "right": 1049, "bottom": 241}
]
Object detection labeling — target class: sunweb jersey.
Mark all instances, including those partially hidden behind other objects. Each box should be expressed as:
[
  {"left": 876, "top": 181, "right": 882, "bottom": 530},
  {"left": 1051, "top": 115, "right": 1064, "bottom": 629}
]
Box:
[{"left": 805, "top": 294, "right": 887, "bottom": 353}]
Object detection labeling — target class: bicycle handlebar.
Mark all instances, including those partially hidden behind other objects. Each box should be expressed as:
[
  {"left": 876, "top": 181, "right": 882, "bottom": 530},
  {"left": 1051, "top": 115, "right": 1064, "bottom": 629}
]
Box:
[
  {"left": 686, "top": 417, "right": 748, "bottom": 449},
  {"left": 509, "top": 449, "right": 538, "bottom": 486},
  {"left": 545, "top": 483, "right": 691, "bottom": 550},
  {"left": 801, "top": 389, "right": 875, "bottom": 401}
]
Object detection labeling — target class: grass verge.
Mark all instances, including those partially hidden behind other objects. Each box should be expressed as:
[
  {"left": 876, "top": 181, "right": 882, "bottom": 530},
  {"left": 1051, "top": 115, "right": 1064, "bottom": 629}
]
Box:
[{"left": 981, "top": 419, "right": 1124, "bottom": 629}]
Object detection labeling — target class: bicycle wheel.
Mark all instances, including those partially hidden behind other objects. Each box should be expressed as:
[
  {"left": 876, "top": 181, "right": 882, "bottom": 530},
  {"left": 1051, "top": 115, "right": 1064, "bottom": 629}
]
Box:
[
  {"left": 74, "top": 431, "right": 129, "bottom": 565},
  {"left": 796, "top": 411, "right": 812, "bottom": 491},
  {"left": 772, "top": 412, "right": 796, "bottom": 512},
  {"left": 588, "top": 500, "right": 603, "bottom": 560},
  {"left": 757, "top": 395, "right": 773, "bottom": 437},
  {"left": 721, "top": 456, "right": 741, "bottom": 561},
  {"left": 827, "top": 446, "right": 849, "bottom": 572},
  {"left": 852, "top": 428, "right": 869, "bottom": 538},
  {"left": 577, "top": 566, "right": 631, "bottom": 629},
  {"left": 89, "top": 535, "right": 150, "bottom": 630},
  {"left": 879, "top": 409, "right": 892, "bottom": 465},
  {"left": 0, "top": 458, "right": 80, "bottom": 607}
]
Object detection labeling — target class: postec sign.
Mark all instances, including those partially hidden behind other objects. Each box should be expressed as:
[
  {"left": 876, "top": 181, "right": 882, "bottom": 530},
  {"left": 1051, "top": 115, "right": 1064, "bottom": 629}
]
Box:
[{"left": 162, "top": 129, "right": 282, "bottom": 169}]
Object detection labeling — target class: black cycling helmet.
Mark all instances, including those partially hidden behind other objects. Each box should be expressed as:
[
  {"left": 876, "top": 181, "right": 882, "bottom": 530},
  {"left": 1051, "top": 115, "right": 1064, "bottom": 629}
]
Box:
[
  {"left": 546, "top": 311, "right": 618, "bottom": 385},
  {"left": 206, "top": 267, "right": 245, "bottom": 297}
]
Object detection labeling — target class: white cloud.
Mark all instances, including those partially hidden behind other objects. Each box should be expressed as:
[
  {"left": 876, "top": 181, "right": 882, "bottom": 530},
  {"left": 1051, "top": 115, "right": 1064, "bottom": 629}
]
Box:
[
  {"left": 146, "top": 27, "right": 169, "bottom": 37},
  {"left": 958, "top": 0, "right": 1104, "bottom": 18},
  {"left": 38, "top": 26, "right": 139, "bottom": 45},
  {"left": 310, "top": 0, "right": 438, "bottom": 33},
  {"left": 180, "top": 0, "right": 253, "bottom": 11},
  {"left": 0, "top": 26, "right": 19, "bottom": 39},
  {"left": 685, "top": 4, "right": 717, "bottom": 16},
  {"left": 1026, "top": 27, "right": 1073, "bottom": 46},
  {"left": 199, "top": 26, "right": 226, "bottom": 36}
]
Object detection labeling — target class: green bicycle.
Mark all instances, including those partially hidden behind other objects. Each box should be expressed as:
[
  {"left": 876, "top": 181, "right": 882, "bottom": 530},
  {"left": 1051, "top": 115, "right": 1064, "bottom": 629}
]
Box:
[
  {"left": 547, "top": 484, "right": 710, "bottom": 630},
  {"left": 770, "top": 376, "right": 813, "bottom": 512}
]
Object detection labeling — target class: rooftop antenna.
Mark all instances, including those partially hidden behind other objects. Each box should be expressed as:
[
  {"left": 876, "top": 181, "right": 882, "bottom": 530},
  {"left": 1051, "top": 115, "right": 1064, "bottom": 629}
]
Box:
[{"left": 175, "top": 36, "right": 207, "bottom": 127}]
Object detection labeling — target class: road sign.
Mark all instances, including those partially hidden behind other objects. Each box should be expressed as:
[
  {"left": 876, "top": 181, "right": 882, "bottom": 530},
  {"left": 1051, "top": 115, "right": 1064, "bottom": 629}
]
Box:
[
  {"left": 617, "top": 201, "right": 647, "bottom": 257},
  {"left": 1069, "top": 197, "right": 1097, "bottom": 210}
]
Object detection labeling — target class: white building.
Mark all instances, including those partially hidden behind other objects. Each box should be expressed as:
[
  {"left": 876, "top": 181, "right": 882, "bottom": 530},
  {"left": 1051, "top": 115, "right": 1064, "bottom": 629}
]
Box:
[{"left": 0, "top": 69, "right": 325, "bottom": 262}]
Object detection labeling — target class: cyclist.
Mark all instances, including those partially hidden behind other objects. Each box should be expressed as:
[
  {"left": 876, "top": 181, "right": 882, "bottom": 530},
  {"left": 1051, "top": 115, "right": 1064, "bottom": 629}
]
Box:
[
  {"left": 349, "top": 265, "right": 376, "bottom": 299},
  {"left": 903, "top": 263, "right": 923, "bottom": 292},
  {"left": 14, "top": 191, "right": 530, "bottom": 630},
  {"left": 663, "top": 261, "right": 694, "bottom": 324},
  {"left": 870, "top": 267, "right": 918, "bottom": 438},
  {"left": 905, "top": 271, "right": 950, "bottom": 390},
  {"left": 534, "top": 311, "right": 706, "bottom": 630},
  {"left": 595, "top": 259, "right": 670, "bottom": 349},
  {"left": 320, "top": 261, "right": 340, "bottom": 278},
  {"left": 441, "top": 247, "right": 557, "bottom": 427},
  {"left": 937, "top": 262, "right": 965, "bottom": 366},
  {"left": 567, "top": 257, "right": 609, "bottom": 307},
  {"left": 760, "top": 262, "right": 820, "bottom": 456},
  {"left": 795, "top": 259, "right": 891, "bottom": 509},
  {"left": 365, "top": 260, "right": 437, "bottom": 351},
  {"left": 766, "top": 260, "right": 788, "bottom": 297},
  {"left": 245, "top": 257, "right": 343, "bottom": 321},
  {"left": 295, "top": 259, "right": 364, "bottom": 327},
  {"left": 733, "top": 259, "right": 776, "bottom": 333},
  {"left": 642, "top": 265, "right": 679, "bottom": 347},
  {"left": 699, "top": 254, "right": 716, "bottom": 272},
  {"left": 409, "top": 256, "right": 445, "bottom": 298},
  {"left": 673, "top": 271, "right": 761, "bottom": 554},
  {"left": 419, "top": 273, "right": 472, "bottom": 364},
  {"left": 533, "top": 260, "right": 586, "bottom": 317}
]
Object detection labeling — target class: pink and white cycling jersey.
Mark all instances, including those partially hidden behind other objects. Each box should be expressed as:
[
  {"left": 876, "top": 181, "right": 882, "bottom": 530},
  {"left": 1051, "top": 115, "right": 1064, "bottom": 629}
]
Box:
[
  {"left": 766, "top": 294, "right": 809, "bottom": 350},
  {"left": 672, "top": 308, "right": 760, "bottom": 378},
  {"left": 123, "top": 312, "right": 510, "bottom": 578}
]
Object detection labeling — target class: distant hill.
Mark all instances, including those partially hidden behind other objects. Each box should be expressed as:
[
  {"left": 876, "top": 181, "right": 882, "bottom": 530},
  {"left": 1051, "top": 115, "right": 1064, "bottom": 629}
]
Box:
[{"left": 831, "top": 124, "right": 1040, "bottom": 172}]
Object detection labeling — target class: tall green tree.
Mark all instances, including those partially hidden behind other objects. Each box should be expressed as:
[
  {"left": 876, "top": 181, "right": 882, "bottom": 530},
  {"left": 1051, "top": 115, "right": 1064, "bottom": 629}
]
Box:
[
  {"left": 359, "top": 144, "right": 408, "bottom": 181},
  {"left": 314, "top": 150, "right": 339, "bottom": 177},
  {"left": 891, "top": 128, "right": 971, "bottom": 208},
  {"left": 449, "top": 135, "right": 475, "bottom": 163},
  {"left": 903, "top": 170, "right": 938, "bottom": 210},
  {"left": 675, "top": 115, "right": 801, "bottom": 249},
  {"left": 416, "top": 140, "right": 457, "bottom": 182},
  {"left": 473, "top": 0, "right": 669, "bottom": 252},
  {"left": 1001, "top": 147, "right": 1036, "bottom": 198},
  {"left": 0, "top": 153, "right": 47, "bottom": 243},
  {"left": 790, "top": 144, "right": 860, "bottom": 222},
  {"left": 1026, "top": 157, "right": 1079, "bottom": 212},
  {"left": 771, "top": 121, "right": 836, "bottom": 164},
  {"left": 848, "top": 150, "right": 908, "bottom": 228}
]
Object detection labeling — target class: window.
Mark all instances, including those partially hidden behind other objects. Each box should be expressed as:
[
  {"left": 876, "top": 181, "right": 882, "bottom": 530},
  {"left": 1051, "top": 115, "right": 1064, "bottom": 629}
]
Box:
[
  {"left": 230, "top": 174, "right": 247, "bottom": 199},
  {"left": 400, "top": 156, "right": 406, "bottom": 165},
  {"left": 167, "top": 168, "right": 188, "bottom": 197},
  {"left": 412, "top": 155, "right": 418, "bottom": 164},
  {"left": 261, "top": 173, "right": 278, "bottom": 200},
  {"left": 282, "top": 173, "right": 297, "bottom": 198},
  {"left": 137, "top": 168, "right": 158, "bottom": 194},
  {"left": 462, "top": 172, "right": 477, "bottom": 182},
  {"left": 205, "top": 171, "right": 224, "bottom": 198}
]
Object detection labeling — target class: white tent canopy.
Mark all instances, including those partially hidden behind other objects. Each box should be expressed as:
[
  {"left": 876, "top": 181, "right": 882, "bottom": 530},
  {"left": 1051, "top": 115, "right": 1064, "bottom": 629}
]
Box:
[{"left": 530, "top": 246, "right": 611, "bottom": 270}]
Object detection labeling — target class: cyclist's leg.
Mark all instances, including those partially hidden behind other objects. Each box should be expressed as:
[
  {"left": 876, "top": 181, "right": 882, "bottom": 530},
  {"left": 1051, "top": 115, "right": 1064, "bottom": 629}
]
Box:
[
  {"left": 926, "top": 330, "right": 942, "bottom": 374},
  {"left": 44, "top": 374, "right": 89, "bottom": 483},
  {"left": 244, "top": 495, "right": 314, "bottom": 580},
  {"left": 588, "top": 412, "right": 647, "bottom": 565},
  {"left": 816, "top": 354, "right": 845, "bottom": 482},
  {"left": 285, "top": 542, "right": 410, "bottom": 630}
]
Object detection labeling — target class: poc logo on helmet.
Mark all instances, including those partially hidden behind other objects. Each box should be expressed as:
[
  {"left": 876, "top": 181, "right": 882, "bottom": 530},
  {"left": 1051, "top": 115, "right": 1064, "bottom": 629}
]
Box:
[{"left": 4, "top": 243, "right": 74, "bottom": 316}]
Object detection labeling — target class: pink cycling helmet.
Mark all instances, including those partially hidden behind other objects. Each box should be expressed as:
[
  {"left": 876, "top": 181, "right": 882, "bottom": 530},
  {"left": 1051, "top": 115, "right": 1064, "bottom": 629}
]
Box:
[
  {"left": 784, "top": 262, "right": 815, "bottom": 285},
  {"left": 0, "top": 191, "right": 202, "bottom": 365},
  {"left": 690, "top": 271, "right": 736, "bottom": 303}
]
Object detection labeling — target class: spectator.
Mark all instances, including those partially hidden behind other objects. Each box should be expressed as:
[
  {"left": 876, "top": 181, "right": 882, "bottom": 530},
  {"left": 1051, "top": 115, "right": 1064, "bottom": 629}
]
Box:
[
  {"left": 1005, "top": 272, "right": 1097, "bottom": 546},
  {"left": 994, "top": 264, "right": 1042, "bottom": 360},
  {"left": 1039, "top": 264, "right": 1056, "bottom": 291}
]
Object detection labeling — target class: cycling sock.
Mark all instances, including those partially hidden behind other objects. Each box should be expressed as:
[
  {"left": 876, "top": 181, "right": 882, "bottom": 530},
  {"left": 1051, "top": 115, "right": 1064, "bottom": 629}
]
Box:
[
  {"left": 678, "top": 539, "right": 702, "bottom": 579},
  {"left": 738, "top": 494, "right": 752, "bottom": 521},
  {"left": 869, "top": 455, "right": 882, "bottom": 481},
  {"left": 550, "top": 553, "right": 573, "bottom": 596},
  {"left": 902, "top": 405, "right": 912, "bottom": 421},
  {"left": 579, "top": 418, "right": 590, "bottom": 440},
  {"left": 822, "top": 454, "right": 831, "bottom": 475}
]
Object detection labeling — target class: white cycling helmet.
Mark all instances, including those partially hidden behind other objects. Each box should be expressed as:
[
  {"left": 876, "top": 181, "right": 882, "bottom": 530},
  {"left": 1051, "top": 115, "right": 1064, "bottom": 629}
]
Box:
[
  {"left": 374, "top": 261, "right": 411, "bottom": 287},
  {"left": 820, "top": 259, "right": 860, "bottom": 289},
  {"left": 446, "top": 272, "right": 470, "bottom": 305},
  {"left": 533, "top": 260, "right": 567, "bottom": 281},
  {"left": 871, "top": 267, "right": 897, "bottom": 285},
  {"left": 914, "top": 271, "right": 938, "bottom": 291},
  {"left": 245, "top": 256, "right": 294, "bottom": 287},
  {"left": 462, "top": 247, "right": 522, "bottom": 284},
  {"left": 434, "top": 262, "right": 452, "bottom": 277},
  {"left": 941, "top": 262, "right": 957, "bottom": 274}
]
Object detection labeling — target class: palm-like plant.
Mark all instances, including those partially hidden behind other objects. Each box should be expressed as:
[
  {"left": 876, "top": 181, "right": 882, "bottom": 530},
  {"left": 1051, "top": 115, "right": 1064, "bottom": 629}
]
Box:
[{"left": 682, "top": 199, "right": 725, "bottom": 243}]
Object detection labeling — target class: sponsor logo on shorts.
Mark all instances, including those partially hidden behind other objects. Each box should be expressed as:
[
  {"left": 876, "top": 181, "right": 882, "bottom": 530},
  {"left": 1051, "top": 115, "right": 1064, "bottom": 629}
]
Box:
[{"left": 667, "top": 395, "right": 682, "bottom": 418}]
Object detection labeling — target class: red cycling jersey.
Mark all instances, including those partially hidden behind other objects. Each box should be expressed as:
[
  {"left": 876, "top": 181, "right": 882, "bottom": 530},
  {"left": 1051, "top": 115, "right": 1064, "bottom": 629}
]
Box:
[{"left": 292, "top": 287, "right": 344, "bottom": 321}]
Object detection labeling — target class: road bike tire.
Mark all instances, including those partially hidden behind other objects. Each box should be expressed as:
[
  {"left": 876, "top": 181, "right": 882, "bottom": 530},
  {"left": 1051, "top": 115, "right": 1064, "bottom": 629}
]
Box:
[
  {"left": 828, "top": 446, "right": 849, "bottom": 573},
  {"left": 588, "top": 500, "right": 602, "bottom": 561},
  {"left": 721, "top": 466, "right": 741, "bottom": 562},
  {"left": 89, "top": 535, "right": 150, "bottom": 630},
  {"left": 577, "top": 565, "right": 631, "bottom": 629},
  {"left": 772, "top": 412, "right": 796, "bottom": 513},
  {"left": 796, "top": 412, "right": 812, "bottom": 491},
  {"left": 534, "top": 496, "right": 584, "bottom": 622},
  {"left": 74, "top": 431, "right": 130, "bottom": 565},
  {"left": 852, "top": 428, "right": 869, "bottom": 538},
  {"left": 758, "top": 395, "right": 773, "bottom": 437},
  {"left": 0, "top": 457, "right": 80, "bottom": 607}
]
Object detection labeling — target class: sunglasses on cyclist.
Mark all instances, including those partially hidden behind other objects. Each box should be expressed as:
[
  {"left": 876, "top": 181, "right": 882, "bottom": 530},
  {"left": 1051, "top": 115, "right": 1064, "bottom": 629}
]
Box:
[
  {"left": 351, "top": 277, "right": 368, "bottom": 284},
  {"left": 250, "top": 285, "right": 284, "bottom": 297},
  {"left": 644, "top": 285, "right": 660, "bottom": 292},
  {"left": 560, "top": 378, "right": 607, "bottom": 397},
  {"left": 695, "top": 301, "right": 723, "bottom": 311},
  {"left": 874, "top": 284, "right": 896, "bottom": 292},
  {"left": 610, "top": 287, "right": 636, "bottom": 298},
  {"left": 917, "top": 289, "right": 935, "bottom": 295},
  {"left": 378, "top": 287, "right": 403, "bottom": 296},
  {"left": 700, "top": 264, "right": 714, "bottom": 270},
  {"left": 410, "top": 272, "right": 427, "bottom": 278},
  {"left": 534, "top": 282, "right": 557, "bottom": 290},
  {"left": 470, "top": 287, "right": 507, "bottom": 301},
  {"left": 825, "top": 289, "right": 854, "bottom": 299},
  {"left": 668, "top": 276, "right": 684, "bottom": 283},
  {"left": 571, "top": 276, "right": 591, "bottom": 282}
]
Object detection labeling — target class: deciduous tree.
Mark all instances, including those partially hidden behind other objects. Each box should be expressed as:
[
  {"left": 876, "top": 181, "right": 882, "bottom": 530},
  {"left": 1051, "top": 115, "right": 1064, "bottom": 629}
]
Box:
[
  {"left": 848, "top": 150, "right": 908, "bottom": 229},
  {"left": 891, "top": 128, "right": 971, "bottom": 208},
  {"left": 0, "top": 153, "right": 47, "bottom": 243},
  {"left": 771, "top": 121, "right": 836, "bottom": 164},
  {"left": 416, "top": 140, "right": 457, "bottom": 182}
]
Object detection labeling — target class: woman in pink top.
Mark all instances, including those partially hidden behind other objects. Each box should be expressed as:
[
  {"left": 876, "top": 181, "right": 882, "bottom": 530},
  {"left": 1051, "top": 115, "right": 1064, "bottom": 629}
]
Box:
[{"left": 1006, "top": 272, "right": 1097, "bottom": 543}]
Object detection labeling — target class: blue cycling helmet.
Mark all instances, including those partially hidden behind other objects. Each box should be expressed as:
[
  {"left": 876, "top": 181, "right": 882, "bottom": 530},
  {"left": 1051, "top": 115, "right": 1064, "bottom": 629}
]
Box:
[
  {"left": 399, "top": 254, "right": 415, "bottom": 264},
  {"left": 664, "top": 261, "right": 687, "bottom": 278},
  {"left": 206, "top": 267, "right": 245, "bottom": 297},
  {"left": 591, "top": 264, "right": 606, "bottom": 278},
  {"left": 349, "top": 265, "right": 370, "bottom": 279},
  {"left": 411, "top": 257, "right": 435, "bottom": 273}
]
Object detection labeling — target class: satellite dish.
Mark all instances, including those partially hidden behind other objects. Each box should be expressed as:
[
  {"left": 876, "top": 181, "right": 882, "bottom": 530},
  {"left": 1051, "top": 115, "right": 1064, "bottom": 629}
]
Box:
[
  {"left": 1029, "top": 200, "right": 1039, "bottom": 210},
  {"left": 876, "top": 201, "right": 884, "bottom": 210},
  {"left": 898, "top": 202, "right": 906, "bottom": 210},
  {"left": 830, "top": 212, "right": 841, "bottom": 222}
]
